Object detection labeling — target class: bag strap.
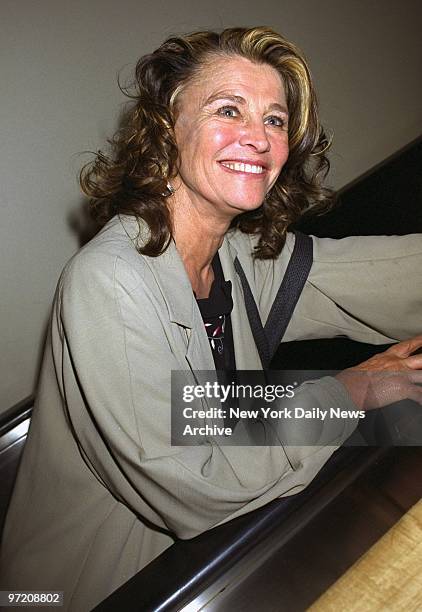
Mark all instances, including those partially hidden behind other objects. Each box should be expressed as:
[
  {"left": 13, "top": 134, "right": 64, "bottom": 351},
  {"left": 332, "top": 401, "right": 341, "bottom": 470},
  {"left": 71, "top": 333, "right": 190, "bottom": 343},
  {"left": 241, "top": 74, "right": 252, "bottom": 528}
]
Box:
[
  {"left": 234, "top": 257, "right": 271, "bottom": 368},
  {"left": 234, "top": 231, "right": 313, "bottom": 369},
  {"left": 265, "top": 231, "right": 313, "bottom": 359}
]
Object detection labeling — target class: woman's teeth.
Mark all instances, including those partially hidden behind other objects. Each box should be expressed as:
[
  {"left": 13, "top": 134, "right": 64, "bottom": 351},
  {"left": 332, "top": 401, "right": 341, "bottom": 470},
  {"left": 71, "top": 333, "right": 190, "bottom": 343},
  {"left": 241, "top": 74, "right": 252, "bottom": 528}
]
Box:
[{"left": 220, "top": 162, "right": 265, "bottom": 174}]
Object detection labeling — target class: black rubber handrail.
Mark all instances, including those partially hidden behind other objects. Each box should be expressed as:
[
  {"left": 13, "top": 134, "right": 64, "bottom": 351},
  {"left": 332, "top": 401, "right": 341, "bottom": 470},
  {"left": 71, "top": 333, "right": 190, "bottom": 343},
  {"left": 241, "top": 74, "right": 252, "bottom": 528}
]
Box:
[
  {"left": 95, "top": 446, "right": 388, "bottom": 612},
  {"left": 0, "top": 395, "right": 34, "bottom": 438}
]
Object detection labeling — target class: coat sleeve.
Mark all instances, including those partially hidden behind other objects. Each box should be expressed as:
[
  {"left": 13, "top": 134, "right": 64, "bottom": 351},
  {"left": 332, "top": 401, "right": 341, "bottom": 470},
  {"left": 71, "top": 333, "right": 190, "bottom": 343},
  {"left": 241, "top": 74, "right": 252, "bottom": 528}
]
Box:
[
  {"left": 253, "top": 233, "right": 422, "bottom": 344},
  {"left": 56, "top": 248, "right": 357, "bottom": 540}
]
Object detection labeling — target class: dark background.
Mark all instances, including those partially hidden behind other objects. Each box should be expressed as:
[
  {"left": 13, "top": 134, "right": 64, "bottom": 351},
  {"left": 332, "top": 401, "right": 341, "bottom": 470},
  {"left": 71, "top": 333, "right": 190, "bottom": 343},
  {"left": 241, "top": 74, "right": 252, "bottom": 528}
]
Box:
[{"left": 272, "top": 137, "right": 422, "bottom": 370}]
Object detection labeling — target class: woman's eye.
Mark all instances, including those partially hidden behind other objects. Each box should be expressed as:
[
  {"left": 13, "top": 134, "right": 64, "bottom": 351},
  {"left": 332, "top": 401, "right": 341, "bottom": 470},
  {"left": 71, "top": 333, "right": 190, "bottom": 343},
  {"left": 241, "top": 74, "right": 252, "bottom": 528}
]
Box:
[
  {"left": 217, "top": 106, "right": 239, "bottom": 118},
  {"left": 265, "top": 115, "right": 286, "bottom": 128}
]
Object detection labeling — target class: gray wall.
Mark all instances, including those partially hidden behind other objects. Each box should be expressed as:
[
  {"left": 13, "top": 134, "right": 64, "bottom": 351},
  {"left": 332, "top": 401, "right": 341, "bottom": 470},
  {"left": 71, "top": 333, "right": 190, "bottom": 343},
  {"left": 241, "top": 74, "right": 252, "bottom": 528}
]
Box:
[{"left": 1, "top": 0, "right": 421, "bottom": 414}]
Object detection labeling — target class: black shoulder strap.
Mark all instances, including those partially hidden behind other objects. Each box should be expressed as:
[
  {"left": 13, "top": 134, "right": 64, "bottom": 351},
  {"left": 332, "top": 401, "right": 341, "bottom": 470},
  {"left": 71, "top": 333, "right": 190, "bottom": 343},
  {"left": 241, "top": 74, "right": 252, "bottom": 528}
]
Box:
[
  {"left": 234, "top": 257, "right": 271, "bottom": 368},
  {"left": 265, "top": 231, "right": 313, "bottom": 359},
  {"left": 234, "top": 231, "right": 313, "bottom": 369}
]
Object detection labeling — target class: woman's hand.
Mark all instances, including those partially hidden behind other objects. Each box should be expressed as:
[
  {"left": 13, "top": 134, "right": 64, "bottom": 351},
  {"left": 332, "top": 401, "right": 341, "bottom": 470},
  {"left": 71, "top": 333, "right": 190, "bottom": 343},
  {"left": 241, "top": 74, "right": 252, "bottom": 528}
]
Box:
[{"left": 336, "top": 335, "right": 422, "bottom": 411}]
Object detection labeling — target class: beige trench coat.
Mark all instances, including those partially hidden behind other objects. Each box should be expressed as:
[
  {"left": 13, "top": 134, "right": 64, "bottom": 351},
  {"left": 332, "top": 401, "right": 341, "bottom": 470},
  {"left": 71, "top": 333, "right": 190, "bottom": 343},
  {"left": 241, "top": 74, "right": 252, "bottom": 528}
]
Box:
[{"left": 1, "top": 215, "right": 421, "bottom": 611}]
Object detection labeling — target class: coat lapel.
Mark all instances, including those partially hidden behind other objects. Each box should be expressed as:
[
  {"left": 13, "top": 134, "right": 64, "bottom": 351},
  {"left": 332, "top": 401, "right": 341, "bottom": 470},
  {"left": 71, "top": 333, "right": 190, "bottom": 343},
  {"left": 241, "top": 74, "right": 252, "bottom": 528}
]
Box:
[{"left": 117, "top": 215, "right": 215, "bottom": 373}]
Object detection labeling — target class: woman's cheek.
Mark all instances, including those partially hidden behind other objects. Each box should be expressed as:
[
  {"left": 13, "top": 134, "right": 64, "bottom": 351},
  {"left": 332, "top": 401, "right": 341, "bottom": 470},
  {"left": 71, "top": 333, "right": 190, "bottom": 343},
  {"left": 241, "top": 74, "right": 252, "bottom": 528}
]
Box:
[
  {"left": 208, "top": 123, "right": 239, "bottom": 149},
  {"left": 273, "top": 137, "right": 289, "bottom": 170}
]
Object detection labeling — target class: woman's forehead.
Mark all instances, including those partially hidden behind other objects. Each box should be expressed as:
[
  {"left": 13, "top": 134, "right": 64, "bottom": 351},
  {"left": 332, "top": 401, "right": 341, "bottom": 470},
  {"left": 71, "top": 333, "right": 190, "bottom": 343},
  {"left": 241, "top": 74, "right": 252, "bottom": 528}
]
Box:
[{"left": 181, "top": 55, "right": 286, "bottom": 108}]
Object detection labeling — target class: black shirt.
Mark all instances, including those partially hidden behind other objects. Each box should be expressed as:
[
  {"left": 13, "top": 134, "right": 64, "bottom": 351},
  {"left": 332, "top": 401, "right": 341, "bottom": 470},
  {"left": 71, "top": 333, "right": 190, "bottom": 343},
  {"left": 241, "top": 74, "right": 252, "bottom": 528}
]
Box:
[
  {"left": 196, "top": 253, "right": 236, "bottom": 373},
  {"left": 196, "top": 254, "right": 239, "bottom": 429}
]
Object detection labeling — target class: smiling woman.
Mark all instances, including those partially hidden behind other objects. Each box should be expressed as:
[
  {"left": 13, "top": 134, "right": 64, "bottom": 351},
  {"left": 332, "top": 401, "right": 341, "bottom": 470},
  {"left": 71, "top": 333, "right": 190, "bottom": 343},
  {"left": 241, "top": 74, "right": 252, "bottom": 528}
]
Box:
[
  {"left": 1, "top": 26, "right": 422, "bottom": 612},
  {"left": 172, "top": 57, "right": 289, "bottom": 221},
  {"left": 80, "top": 27, "right": 331, "bottom": 261},
  {"left": 170, "top": 55, "right": 291, "bottom": 296}
]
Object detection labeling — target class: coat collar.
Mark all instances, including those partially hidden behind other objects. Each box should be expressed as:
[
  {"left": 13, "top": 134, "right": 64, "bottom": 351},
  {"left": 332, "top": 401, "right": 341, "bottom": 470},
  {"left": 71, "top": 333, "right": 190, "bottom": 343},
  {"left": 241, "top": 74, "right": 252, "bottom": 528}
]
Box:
[
  {"left": 116, "top": 214, "right": 241, "bottom": 329},
  {"left": 114, "top": 214, "right": 261, "bottom": 370}
]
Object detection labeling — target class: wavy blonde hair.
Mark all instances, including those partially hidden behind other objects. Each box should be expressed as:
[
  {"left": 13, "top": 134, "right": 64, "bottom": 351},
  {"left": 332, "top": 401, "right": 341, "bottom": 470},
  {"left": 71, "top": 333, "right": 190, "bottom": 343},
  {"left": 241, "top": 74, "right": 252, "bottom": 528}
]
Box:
[{"left": 80, "top": 27, "right": 332, "bottom": 258}]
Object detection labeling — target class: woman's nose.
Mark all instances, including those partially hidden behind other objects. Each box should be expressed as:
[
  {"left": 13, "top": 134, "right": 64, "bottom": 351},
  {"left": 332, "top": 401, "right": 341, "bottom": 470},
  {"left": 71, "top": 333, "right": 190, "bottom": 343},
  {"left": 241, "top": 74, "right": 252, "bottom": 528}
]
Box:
[{"left": 238, "top": 119, "right": 270, "bottom": 153}]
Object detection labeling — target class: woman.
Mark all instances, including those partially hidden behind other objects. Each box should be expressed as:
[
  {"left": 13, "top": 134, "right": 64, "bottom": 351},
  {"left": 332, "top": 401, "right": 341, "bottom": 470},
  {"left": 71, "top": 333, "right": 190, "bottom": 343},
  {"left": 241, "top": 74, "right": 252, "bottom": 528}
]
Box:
[{"left": 1, "top": 26, "right": 422, "bottom": 611}]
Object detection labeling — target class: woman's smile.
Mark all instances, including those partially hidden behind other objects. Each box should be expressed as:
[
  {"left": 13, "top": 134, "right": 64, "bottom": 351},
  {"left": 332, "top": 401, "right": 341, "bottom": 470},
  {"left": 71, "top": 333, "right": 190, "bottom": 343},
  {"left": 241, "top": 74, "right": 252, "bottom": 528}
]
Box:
[{"left": 218, "top": 160, "right": 267, "bottom": 175}]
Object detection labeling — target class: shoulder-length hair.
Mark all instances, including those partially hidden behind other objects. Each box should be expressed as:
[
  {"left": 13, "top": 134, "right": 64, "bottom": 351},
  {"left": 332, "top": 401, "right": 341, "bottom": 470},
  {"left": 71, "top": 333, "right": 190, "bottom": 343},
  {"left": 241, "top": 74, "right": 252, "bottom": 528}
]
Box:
[{"left": 80, "top": 26, "right": 332, "bottom": 258}]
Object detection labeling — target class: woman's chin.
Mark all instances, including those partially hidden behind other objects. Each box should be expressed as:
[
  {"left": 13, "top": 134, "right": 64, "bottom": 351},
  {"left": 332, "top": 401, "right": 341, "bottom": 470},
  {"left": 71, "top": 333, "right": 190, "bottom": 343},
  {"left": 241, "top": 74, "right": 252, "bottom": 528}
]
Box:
[{"left": 228, "top": 198, "right": 265, "bottom": 215}]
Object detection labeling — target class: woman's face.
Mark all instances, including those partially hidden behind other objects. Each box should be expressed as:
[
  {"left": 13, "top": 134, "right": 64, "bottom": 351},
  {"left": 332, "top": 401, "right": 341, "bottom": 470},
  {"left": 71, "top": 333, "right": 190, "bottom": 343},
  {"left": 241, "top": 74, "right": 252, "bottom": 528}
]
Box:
[{"left": 173, "top": 55, "right": 289, "bottom": 223}]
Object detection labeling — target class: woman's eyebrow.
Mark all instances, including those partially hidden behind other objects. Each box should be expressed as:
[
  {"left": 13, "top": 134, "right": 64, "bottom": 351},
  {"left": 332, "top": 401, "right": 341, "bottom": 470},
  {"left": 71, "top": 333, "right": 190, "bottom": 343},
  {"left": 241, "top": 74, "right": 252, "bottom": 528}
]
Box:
[
  {"left": 204, "top": 92, "right": 245, "bottom": 106},
  {"left": 203, "top": 92, "right": 288, "bottom": 116},
  {"left": 268, "top": 102, "right": 289, "bottom": 116}
]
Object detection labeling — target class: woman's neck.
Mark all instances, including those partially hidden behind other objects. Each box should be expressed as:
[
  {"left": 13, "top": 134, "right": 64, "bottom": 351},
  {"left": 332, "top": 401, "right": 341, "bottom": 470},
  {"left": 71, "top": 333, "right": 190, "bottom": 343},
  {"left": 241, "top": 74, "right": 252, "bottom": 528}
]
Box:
[{"left": 169, "top": 192, "right": 231, "bottom": 298}]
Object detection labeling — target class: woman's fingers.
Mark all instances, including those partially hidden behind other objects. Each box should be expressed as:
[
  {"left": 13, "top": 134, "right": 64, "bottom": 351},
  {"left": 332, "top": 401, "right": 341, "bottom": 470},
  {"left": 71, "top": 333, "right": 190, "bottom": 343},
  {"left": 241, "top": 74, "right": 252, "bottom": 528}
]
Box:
[
  {"left": 404, "top": 353, "right": 422, "bottom": 369},
  {"left": 339, "top": 336, "right": 422, "bottom": 410},
  {"left": 386, "top": 335, "right": 422, "bottom": 358},
  {"left": 356, "top": 339, "right": 422, "bottom": 371}
]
